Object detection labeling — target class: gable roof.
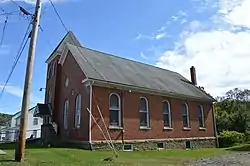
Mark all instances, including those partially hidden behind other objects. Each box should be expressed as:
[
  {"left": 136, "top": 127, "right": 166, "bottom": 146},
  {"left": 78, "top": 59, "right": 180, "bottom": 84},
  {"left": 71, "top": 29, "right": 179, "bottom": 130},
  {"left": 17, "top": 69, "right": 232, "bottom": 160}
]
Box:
[
  {"left": 45, "top": 31, "right": 82, "bottom": 63},
  {"left": 64, "top": 43, "right": 215, "bottom": 102}
]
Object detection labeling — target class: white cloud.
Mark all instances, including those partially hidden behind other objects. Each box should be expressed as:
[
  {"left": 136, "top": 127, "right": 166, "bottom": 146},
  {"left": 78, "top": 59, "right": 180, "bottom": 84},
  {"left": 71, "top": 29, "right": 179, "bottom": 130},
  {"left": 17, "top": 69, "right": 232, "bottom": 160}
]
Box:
[
  {"left": 135, "top": 34, "right": 153, "bottom": 40},
  {"left": 155, "top": 32, "right": 168, "bottom": 40},
  {"left": 156, "top": 0, "right": 250, "bottom": 97},
  {"left": 171, "top": 11, "right": 187, "bottom": 22},
  {"left": 135, "top": 31, "right": 168, "bottom": 41},
  {"left": 0, "top": 85, "right": 43, "bottom": 106}
]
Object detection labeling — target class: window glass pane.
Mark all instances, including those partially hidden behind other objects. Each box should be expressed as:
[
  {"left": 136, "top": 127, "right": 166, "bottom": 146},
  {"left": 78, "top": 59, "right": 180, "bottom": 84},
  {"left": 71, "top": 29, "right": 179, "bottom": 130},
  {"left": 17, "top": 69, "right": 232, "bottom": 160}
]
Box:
[
  {"left": 110, "top": 109, "right": 119, "bottom": 126},
  {"left": 76, "top": 94, "right": 82, "bottom": 111},
  {"left": 199, "top": 117, "right": 204, "bottom": 127},
  {"left": 163, "top": 102, "right": 169, "bottom": 113},
  {"left": 110, "top": 94, "right": 119, "bottom": 109},
  {"left": 140, "top": 112, "right": 148, "bottom": 126},
  {"left": 64, "top": 100, "right": 69, "bottom": 129},
  {"left": 163, "top": 114, "right": 170, "bottom": 127},
  {"left": 198, "top": 106, "right": 202, "bottom": 118},
  {"left": 182, "top": 104, "right": 187, "bottom": 115},
  {"left": 140, "top": 98, "right": 147, "bottom": 111},
  {"left": 33, "top": 118, "right": 38, "bottom": 125},
  {"left": 183, "top": 115, "right": 188, "bottom": 127}
]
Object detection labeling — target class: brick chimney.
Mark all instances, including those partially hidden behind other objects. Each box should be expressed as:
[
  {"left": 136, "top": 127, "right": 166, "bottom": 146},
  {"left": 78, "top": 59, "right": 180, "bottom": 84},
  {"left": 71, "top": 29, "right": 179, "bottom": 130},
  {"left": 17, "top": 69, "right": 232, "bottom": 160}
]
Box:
[{"left": 190, "top": 66, "right": 197, "bottom": 86}]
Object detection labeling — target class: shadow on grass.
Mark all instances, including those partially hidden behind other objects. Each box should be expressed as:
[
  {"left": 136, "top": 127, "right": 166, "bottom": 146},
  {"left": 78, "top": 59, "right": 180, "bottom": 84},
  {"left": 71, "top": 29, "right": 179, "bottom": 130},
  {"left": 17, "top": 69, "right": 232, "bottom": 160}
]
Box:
[
  {"left": 0, "top": 139, "right": 91, "bottom": 150},
  {"left": 0, "top": 141, "right": 43, "bottom": 150},
  {"left": 0, "top": 159, "right": 16, "bottom": 163},
  {"left": 226, "top": 144, "right": 250, "bottom": 152}
]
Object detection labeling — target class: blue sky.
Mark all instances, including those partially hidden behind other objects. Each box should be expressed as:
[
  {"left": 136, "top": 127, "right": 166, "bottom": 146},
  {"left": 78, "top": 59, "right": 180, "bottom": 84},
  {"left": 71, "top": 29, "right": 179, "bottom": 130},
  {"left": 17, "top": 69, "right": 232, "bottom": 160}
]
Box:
[{"left": 0, "top": 0, "right": 250, "bottom": 114}]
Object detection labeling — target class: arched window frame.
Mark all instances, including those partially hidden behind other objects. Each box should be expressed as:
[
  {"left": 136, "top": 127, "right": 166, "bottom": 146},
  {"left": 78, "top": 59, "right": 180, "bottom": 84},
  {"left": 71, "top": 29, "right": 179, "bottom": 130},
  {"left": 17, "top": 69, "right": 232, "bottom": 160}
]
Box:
[
  {"left": 74, "top": 94, "right": 82, "bottom": 128},
  {"left": 198, "top": 105, "right": 205, "bottom": 128},
  {"left": 163, "top": 100, "right": 172, "bottom": 128},
  {"left": 182, "top": 103, "right": 190, "bottom": 128},
  {"left": 139, "top": 97, "right": 149, "bottom": 128},
  {"left": 109, "top": 93, "right": 121, "bottom": 127},
  {"left": 63, "top": 99, "right": 69, "bottom": 130}
]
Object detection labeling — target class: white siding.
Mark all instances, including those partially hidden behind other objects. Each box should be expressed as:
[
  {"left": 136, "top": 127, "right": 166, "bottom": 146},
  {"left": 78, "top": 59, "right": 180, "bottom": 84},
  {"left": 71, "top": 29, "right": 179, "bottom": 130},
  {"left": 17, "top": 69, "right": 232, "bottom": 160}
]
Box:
[{"left": 0, "top": 107, "right": 43, "bottom": 142}]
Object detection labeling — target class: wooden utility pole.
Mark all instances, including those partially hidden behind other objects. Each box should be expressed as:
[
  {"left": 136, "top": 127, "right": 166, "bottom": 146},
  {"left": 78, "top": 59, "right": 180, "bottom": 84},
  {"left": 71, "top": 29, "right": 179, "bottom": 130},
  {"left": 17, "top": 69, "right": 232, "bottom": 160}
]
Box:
[{"left": 15, "top": 0, "right": 42, "bottom": 162}]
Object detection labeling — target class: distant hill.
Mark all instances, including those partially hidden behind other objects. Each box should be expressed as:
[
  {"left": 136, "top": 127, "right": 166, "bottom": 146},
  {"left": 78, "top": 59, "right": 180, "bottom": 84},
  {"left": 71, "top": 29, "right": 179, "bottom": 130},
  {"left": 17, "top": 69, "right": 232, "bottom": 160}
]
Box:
[{"left": 0, "top": 113, "right": 12, "bottom": 126}]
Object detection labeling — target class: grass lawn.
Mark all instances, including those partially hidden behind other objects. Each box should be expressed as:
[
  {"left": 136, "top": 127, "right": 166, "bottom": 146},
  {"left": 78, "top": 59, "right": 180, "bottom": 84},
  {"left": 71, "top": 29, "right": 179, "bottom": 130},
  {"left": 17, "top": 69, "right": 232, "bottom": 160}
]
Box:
[{"left": 0, "top": 143, "right": 245, "bottom": 166}]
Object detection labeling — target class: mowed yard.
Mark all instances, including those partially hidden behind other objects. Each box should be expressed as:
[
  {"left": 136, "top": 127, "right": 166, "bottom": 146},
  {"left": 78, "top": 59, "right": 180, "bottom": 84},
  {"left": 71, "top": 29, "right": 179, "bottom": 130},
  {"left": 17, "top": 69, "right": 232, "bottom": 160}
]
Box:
[{"left": 0, "top": 143, "right": 248, "bottom": 166}]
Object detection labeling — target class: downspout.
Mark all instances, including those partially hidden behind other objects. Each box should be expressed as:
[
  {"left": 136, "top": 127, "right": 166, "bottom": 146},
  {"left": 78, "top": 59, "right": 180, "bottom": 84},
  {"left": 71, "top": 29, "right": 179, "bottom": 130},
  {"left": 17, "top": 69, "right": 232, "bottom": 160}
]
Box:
[
  {"left": 89, "top": 81, "right": 93, "bottom": 149},
  {"left": 211, "top": 103, "right": 219, "bottom": 148}
]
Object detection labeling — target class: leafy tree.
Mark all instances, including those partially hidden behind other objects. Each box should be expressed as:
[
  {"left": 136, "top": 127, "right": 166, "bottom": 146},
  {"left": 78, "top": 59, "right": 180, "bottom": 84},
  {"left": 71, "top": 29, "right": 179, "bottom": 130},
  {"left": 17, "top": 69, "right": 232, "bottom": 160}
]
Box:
[
  {"left": 215, "top": 88, "right": 250, "bottom": 134},
  {"left": 0, "top": 113, "right": 12, "bottom": 126}
]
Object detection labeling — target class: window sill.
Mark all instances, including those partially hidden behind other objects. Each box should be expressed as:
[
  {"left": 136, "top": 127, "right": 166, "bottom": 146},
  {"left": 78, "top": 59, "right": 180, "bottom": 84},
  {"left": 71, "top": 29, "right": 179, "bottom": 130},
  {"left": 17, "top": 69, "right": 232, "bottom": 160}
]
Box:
[
  {"left": 139, "top": 126, "right": 151, "bottom": 130},
  {"left": 109, "top": 126, "right": 123, "bottom": 130},
  {"left": 183, "top": 127, "right": 191, "bottom": 131},
  {"left": 73, "top": 126, "right": 80, "bottom": 130},
  {"left": 163, "top": 127, "right": 173, "bottom": 131},
  {"left": 199, "top": 127, "right": 206, "bottom": 131}
]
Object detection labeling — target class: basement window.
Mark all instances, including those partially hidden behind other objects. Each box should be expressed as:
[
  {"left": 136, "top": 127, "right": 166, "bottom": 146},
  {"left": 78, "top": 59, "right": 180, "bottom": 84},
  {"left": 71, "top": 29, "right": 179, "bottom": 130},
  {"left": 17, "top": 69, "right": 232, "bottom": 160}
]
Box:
[
  {"left": 185, "top": 141, "right": 191, "bottom": 149},
  {"left": 157, "top": 142, "right": 164, "bottom": 149},
  {"left": 123, "top": 144, "right": 133, "bottom": 151}
]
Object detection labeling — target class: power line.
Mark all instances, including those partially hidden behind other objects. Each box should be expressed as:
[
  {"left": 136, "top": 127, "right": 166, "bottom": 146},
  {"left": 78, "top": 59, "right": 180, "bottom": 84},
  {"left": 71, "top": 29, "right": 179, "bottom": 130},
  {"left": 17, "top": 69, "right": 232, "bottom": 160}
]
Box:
[
  {"left": 48, "top": 0, "right": 68, "bottom": 32},
  {"left": 9, "top": 0, "right": 32, "bottom": 16},
  {"left": 0, "top": 21, "right": 32, "bottom": 101},
  {"left": 0, "top": 15, "right": 9, "bottom": 47},
  {"left": 48, "top": 0, "right": 108, "bottom": 83},
  {"left": 0, "top": 7, "right": 35, "bottom": 17},
  {"left": 9, "top": 0, "right": 20, "bottom": 8}
]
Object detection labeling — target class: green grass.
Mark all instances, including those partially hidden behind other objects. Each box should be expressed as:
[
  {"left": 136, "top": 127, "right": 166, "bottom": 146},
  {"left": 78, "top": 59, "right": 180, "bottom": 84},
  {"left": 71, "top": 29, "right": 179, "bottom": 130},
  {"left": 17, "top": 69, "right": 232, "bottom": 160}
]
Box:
[{"left": 0, "top": 143, "right": 235, "bottom": 166}]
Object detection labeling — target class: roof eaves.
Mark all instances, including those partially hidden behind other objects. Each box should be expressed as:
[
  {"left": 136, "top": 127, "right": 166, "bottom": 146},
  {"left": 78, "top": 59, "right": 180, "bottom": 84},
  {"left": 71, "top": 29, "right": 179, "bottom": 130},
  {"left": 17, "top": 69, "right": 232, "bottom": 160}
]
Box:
[
  {"left": 90, "top": 78, "right": 215, "bottom": 102},
  {"left": 180, "top": 79, "right": 216, "bottom": 102}
]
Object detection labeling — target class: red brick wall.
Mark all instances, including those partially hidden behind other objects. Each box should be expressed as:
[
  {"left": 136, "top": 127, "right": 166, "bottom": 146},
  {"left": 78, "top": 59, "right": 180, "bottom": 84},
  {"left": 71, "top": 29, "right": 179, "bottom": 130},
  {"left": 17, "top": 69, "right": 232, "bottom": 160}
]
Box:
[
  {"left": 91, "top": 86, "right": 215, "bottom": 141},
  {"left": 45, "top": 56, "right": 60, "bottom": 120},
  {"left": 45, "top": 52, "right": 90, "bottom": 141},
  {"left": 45, "top": 51, "right": 215, "bottom": 143}
]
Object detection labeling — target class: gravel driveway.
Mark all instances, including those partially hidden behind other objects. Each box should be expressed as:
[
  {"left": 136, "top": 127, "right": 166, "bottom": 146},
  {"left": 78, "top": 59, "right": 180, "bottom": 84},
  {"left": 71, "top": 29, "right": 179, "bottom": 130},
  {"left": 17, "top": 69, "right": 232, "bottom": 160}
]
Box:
[{"left": 184, "top": 152, "right": 250, "bottom": 166}]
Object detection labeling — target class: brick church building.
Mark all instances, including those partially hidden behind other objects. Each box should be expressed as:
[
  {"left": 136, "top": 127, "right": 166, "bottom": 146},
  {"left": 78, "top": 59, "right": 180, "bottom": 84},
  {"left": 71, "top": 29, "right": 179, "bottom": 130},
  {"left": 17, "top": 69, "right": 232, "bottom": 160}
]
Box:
[{"left": 34, "top": 31, "right": 217, "bottom": 150}]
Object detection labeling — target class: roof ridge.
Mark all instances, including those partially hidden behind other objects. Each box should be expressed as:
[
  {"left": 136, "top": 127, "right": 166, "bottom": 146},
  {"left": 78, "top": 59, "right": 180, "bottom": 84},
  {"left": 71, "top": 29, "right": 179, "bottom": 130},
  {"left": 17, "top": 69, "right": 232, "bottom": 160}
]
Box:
[
  {"left": 67, "top": 43, "right": 186, "bottom": 79},
  {"left": 66, "top": 43, "right": 215, "bottom": 102}
]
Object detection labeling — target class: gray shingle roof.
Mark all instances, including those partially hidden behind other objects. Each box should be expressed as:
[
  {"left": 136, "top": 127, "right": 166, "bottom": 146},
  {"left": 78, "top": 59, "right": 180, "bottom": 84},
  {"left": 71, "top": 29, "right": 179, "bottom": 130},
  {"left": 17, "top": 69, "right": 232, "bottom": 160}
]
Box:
[
  {"left": 46, "top": 31, "right": 82, "bottom": 63},
  {"left": 66, "top": 43, "right": 215, "bottom": 101}
]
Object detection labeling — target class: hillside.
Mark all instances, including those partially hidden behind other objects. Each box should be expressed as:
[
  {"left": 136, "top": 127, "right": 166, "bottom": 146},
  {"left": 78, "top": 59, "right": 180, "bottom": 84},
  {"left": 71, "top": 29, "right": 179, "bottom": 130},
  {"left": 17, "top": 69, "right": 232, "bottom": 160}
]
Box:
[{"left": 0, "top": 113, "right": 12, "bottom": 126}]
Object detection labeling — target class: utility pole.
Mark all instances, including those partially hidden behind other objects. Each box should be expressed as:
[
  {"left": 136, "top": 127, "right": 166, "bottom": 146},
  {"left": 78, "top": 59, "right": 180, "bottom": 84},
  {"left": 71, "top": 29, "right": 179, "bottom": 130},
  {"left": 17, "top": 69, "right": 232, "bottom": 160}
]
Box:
[{"left": 15, "top": 0, "right": 42, "bottom": 162}]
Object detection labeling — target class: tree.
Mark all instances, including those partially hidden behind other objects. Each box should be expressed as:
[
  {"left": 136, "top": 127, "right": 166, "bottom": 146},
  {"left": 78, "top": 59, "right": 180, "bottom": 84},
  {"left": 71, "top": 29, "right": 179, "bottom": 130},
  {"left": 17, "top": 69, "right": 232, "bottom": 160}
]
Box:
[
  {"left": 215, "top": 88, "right": 250, "bottom": 134},
  {"left": 0, "top": 113, "right": 12, "bottom": 126}
]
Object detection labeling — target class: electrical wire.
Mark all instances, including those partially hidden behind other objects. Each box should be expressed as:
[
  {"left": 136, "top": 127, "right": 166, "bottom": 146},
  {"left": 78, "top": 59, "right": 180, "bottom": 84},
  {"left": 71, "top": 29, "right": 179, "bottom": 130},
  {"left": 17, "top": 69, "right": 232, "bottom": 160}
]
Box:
[
  {"left": 0, "top": 15, "right": 9, "bottom": 47},
  {"left": 0, "top": 21, "right": 32, "bottom": 101},
  {"left": 48, "top": 0, "right": 109, "bottom": 83},
  {"left": 0, "top": 7, "right": 5, "bottom": 13},
  {"left": 48, "top": 0, "right": 68, "bottom": 32},
  {"left": 9, "top": 0, "right": 21, "bottom": 8},
  {"left": 48, "top": 0, "right": 119, "bottom": 157}
]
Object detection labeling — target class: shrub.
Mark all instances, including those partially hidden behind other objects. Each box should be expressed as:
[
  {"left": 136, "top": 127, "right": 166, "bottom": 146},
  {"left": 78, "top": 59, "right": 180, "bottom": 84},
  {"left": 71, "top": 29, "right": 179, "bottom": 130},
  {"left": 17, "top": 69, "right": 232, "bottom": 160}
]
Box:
[{"left": 218, "top": 130, "right": 246, "bottom": 148}]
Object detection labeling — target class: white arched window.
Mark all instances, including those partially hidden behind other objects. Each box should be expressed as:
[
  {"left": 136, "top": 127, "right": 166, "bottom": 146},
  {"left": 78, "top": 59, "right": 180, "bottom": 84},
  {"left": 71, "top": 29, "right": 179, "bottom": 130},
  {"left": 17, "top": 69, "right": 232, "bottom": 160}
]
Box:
[
  {"left": 198, "top": 105, "right": 205, "bottom": 128},
  {"left": 109, "top": 93, "right": 121, "bottom": 126},
  {"left": 163, "top": 100, "right": 171, "bottom": 128},
  {"left": 74, "top": 94, "right": 82, "bottom": 128},
  {"left": 63, "top": 100, "right": 69, "bottom": 130},
  {"left": 182, "top": 103, "right": 190, "bottom": 128},
  {"left": 139, "top": 97, "right": 149, "bottom": 127}
]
